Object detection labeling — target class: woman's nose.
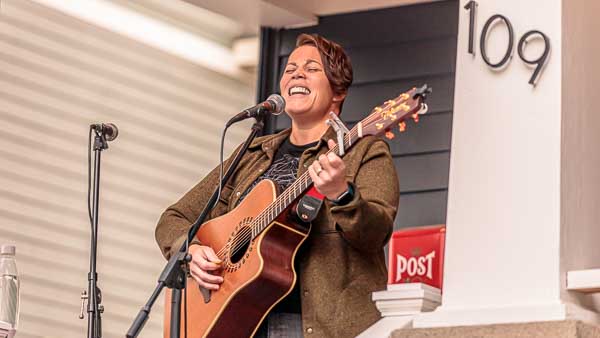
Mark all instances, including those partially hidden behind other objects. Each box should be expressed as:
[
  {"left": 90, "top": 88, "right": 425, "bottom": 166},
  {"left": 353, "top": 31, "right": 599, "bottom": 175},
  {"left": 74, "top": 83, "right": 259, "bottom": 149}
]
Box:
[{"left": 292, "top": 69, "right": 306, "bottom": 79}]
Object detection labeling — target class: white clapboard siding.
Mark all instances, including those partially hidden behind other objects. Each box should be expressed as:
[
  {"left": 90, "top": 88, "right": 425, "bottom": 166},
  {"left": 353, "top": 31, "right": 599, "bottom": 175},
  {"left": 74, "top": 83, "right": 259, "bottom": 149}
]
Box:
[{"left": 0, "top": 0, "right": 255, "bottom": 337}]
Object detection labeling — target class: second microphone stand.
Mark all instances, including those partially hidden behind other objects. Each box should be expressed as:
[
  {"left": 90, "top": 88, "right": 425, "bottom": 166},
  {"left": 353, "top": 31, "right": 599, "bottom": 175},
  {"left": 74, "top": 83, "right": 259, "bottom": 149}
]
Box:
[{"left": 85, "top": 126, "right": 110, "bottom": 338}]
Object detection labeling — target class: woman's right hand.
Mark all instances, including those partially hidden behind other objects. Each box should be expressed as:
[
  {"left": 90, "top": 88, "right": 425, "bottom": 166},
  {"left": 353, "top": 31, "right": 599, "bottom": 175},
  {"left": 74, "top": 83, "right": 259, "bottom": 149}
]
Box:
[{"left": 188, "top": 244, "right": 224, "bottom": 290}]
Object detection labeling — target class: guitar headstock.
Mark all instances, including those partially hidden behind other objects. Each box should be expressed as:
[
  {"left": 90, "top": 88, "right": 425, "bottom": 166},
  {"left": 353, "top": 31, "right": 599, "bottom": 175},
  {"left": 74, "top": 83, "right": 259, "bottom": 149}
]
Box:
[{"left": 361, "top": 84, "right": 431, "bottom": 140}]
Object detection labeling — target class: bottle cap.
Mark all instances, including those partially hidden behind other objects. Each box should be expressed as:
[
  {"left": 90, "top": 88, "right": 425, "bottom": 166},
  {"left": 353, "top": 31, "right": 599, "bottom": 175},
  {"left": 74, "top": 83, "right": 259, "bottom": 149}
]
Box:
[{"left": 1, "top": 245, "right": 16, "bottom": 255}]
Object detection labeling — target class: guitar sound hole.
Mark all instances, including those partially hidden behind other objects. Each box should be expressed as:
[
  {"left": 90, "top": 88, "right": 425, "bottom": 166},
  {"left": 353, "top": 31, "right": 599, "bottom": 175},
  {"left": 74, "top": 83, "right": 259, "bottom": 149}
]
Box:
[{"left": 229, "top": 230, "right": 251, "bottom": 264}]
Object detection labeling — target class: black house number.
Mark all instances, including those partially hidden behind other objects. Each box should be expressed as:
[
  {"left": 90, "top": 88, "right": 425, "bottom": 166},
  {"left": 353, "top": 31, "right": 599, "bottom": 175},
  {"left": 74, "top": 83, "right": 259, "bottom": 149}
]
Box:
[{"left": 464, "top": 1, "right": 550, "bottom": 86}]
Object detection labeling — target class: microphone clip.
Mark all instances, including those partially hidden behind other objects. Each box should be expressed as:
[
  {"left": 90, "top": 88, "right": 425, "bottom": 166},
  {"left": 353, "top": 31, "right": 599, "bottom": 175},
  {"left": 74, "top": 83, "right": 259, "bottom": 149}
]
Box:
[
  {"left": 90, "top": 123, "right": 118, "bottom": 150},
  {"left": 91, "top": 123, "right": 118, "bottom": 140},
  {"left": 226, "top": 94, "right": 285, "bottom": 128}
]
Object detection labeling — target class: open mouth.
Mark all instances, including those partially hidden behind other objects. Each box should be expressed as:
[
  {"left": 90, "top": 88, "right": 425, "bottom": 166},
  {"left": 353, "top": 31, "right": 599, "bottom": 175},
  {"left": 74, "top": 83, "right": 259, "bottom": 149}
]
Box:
[{"left": 288, "top": 86, "right": 311, "bottom": 96}]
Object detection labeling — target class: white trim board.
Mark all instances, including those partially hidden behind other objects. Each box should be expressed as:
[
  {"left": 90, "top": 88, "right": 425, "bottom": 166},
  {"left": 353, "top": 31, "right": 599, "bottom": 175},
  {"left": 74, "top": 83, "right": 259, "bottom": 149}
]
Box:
[
  {"left": 567, "top": 269, "right": 600, "bottom": 293},
  {"left": 413, "top": 303, "right": 569, "bottom": 328}
]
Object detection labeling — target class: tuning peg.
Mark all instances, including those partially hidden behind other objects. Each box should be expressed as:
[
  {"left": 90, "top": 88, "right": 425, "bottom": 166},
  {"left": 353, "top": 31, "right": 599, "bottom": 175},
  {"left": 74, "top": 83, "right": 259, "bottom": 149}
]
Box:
[
  {"left": 385, "top": 130, "right": 395, "bottom": 140},
  {"left": 398, "top": 121, "right": 407, "bottom": 132},
  {"left": 412, "top": 113, "right": 420, "bottom": 123}
]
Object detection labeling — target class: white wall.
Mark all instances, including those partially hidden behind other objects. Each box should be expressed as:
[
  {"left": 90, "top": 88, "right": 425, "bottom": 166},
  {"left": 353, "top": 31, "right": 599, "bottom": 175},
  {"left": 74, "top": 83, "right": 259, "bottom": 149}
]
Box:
[
  {"left": 0, "top": 1, "right": 254, "bottom": 337},
  {"left": 560, "top": 0, "right": 600, "bottom": 313}
]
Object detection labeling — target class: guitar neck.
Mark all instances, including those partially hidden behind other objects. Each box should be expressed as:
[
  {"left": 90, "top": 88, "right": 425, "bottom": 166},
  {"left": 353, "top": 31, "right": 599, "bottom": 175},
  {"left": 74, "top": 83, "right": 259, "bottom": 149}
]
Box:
[{"left": 250, "top": 124, "right": 362, "bottom": 238}]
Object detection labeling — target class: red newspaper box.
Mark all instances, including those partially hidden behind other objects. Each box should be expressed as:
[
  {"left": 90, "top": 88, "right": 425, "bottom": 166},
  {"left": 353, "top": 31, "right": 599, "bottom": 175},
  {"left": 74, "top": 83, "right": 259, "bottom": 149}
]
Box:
[{"left": 388, "top": 224, "right": 446, "bottom": 290}]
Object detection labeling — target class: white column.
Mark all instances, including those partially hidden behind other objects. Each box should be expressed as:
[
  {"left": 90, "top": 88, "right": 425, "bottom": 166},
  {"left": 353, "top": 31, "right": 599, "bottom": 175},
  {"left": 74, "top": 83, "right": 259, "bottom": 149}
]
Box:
[{"left": 414, "top": 0, "right": 591, "bottom": 328}]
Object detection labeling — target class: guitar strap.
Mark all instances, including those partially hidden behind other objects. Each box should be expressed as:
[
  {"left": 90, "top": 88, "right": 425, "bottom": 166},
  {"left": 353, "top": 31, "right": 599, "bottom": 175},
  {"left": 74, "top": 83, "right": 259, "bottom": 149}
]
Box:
[{"left": 294, "top": 187, "right": 324, "bottom": 223}]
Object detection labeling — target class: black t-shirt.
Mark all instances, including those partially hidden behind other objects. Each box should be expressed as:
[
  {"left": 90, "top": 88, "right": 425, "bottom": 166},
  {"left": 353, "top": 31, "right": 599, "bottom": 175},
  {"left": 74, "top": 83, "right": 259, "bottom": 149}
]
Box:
[
  {"left": 239, "top": 137, "right": 317, "bottom": 202},
  {"left": 239, "top": 136, "right": 318, "bottom": 314}
]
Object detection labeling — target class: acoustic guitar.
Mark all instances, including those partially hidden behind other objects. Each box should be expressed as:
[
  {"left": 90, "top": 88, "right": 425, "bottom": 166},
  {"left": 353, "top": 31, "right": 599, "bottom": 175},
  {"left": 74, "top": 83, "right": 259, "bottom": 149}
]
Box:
[{"left": 164, "top": 85, "right": 431, "bottom": 337}]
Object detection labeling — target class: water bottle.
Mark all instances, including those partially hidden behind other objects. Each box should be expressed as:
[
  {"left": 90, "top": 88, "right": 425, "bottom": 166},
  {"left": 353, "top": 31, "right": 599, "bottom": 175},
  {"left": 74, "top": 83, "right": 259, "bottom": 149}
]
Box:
[{"left": 0, "top": 244, "right": 19, "bottom": 330}]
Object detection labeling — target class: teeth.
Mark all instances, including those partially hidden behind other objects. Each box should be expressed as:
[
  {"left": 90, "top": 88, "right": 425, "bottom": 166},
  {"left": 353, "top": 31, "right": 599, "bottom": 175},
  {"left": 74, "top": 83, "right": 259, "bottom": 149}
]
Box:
[{"left": 289, "top": 86, "right": 310, "bottom": 95}]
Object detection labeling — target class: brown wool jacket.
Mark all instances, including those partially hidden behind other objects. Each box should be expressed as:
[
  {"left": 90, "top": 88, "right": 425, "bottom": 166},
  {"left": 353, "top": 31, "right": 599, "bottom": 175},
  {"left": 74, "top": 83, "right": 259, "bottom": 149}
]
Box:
[{"left": 155, "top": 127, "right": 400, "bottom": 338}]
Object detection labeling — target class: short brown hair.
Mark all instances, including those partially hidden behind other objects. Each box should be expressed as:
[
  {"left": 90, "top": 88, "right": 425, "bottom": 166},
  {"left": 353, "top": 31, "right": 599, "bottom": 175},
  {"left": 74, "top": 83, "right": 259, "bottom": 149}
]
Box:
[{"left": 295, "top": 34, "right": 353, "bottom": 108}]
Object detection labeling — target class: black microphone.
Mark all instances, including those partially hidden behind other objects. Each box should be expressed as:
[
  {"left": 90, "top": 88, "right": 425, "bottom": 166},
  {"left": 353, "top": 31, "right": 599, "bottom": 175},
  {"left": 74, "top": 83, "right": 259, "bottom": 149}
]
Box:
[
  {"left": 226, "top": 94, "right": 285, "bottom": 127},
  {"left": 91, "top": 123, "right": 119, "bottom": 141}
]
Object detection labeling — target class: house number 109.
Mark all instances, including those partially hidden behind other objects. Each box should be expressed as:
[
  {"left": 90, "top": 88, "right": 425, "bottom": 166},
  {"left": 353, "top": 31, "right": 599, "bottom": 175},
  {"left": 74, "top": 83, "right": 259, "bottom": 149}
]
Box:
[{"left": 464, "top": 0, "right": 550, "bottom": 86}]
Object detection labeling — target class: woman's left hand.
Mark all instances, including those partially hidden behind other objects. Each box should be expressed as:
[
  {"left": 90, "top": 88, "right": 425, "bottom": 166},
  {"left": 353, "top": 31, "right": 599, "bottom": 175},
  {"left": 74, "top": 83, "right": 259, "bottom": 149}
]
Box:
[{"left": 308, "top": 139, "right": 349, "bottom": 200}]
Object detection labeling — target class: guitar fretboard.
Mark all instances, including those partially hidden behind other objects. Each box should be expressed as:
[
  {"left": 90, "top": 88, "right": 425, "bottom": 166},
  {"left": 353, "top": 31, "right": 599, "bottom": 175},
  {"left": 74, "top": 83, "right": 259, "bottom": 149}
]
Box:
[{"left": 249, "top": 124, "right": 362, "bottom": 239}]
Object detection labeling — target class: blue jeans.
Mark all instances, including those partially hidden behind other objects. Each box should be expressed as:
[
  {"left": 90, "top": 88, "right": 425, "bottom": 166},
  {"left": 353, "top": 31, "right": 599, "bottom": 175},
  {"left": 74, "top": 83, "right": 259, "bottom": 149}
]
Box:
[{"left": 254, "top": 312, "right": 303, "bottom": 338}]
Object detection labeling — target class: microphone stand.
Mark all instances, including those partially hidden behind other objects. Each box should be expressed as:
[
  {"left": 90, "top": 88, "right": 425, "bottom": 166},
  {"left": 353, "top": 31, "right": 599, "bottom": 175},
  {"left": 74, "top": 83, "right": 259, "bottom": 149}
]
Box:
[
  {"left": 126, "top": 112, "right": 268, "bottom": 338},
  {"left": 87, "top": 127, "right": 108, "bottom": 338}
]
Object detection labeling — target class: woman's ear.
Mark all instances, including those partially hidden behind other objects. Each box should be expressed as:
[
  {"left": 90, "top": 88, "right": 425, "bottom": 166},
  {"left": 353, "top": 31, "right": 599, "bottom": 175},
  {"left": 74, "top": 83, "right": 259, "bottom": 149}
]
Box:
[{"left": 332, "top": 91, "right": 346, "bottom": 103}]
